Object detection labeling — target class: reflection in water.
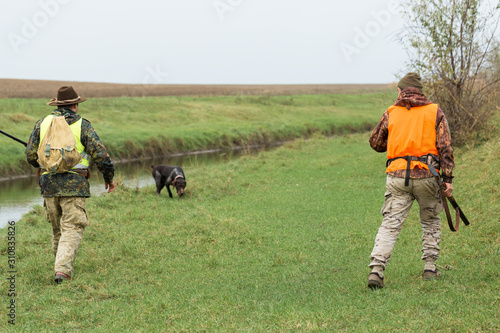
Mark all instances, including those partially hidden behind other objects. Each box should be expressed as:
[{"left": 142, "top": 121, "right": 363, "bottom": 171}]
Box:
[{"left": 0, "top": 148, "right": 258, "bottom": 228}]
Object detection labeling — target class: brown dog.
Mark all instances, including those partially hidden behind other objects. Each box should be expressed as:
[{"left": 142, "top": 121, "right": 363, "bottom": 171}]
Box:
[{"left": 151, "top": 165, "right": 187, "bottom": 198}]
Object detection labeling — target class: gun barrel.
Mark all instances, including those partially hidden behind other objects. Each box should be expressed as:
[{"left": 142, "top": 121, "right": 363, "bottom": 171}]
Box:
[
  {"left": 0, "top": 130, "right": 28, "bottom": 147},
  {"left": 448, "top": 196, "right": 470, "bottom": 226}
]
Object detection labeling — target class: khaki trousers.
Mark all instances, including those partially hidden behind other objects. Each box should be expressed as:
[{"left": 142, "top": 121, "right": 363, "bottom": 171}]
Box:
[
  {"left": 369, "top": 175, "right": 443, "bottom": 269},
  {"left": 44, "top": 197, "right": 88, "bottom": 277}
]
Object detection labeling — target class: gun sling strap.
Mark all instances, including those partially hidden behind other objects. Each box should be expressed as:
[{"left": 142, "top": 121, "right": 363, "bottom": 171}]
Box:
[
  {"left": 427, "top": 163, "right": 470, "bottom": 231},
  {"left": 387, "top": 154, "right": 470, "bottom": 232}
]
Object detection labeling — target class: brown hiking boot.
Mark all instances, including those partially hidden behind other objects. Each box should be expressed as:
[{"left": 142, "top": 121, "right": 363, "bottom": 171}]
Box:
[
  {"left": 55, "top": 272, "right": 71, "bottom": 284},
  {"left": 423, "top": 269, "right": 441, "bottom": 280},
  {"left": 368, "top": 272, "right": 384, "bottom": 289}
]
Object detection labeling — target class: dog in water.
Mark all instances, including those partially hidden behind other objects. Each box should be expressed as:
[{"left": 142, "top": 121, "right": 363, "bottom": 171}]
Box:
[{"left": 151, "top": 165, "right": 187, "bottom": 198}]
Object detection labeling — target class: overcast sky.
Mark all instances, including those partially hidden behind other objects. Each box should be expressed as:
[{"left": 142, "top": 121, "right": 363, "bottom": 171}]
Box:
[{"left": 2, "top": 0, "right": 410, "bottom": 84}]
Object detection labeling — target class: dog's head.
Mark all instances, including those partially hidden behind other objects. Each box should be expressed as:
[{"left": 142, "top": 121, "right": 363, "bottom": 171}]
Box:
[{"left": 172, "top": 176, "right": 187, "bottom": 197}]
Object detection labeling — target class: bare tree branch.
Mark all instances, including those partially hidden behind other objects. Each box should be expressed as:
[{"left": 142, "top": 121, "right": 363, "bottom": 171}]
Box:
[{"left": 399, "top": 0, "right": 500, "bottom": 144}]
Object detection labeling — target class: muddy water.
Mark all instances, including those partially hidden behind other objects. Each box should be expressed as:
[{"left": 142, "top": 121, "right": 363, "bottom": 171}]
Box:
[{"left": 0, "top": 148, "right": 262, "bottom": 228}]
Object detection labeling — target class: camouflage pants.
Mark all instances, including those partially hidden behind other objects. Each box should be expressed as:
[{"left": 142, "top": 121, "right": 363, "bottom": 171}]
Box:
[
  {"left": 44, "top": 197, "right": 88, "bottom": 277},
  {"left": 369, "top": 175, "right": 443, "bottom": 269}
]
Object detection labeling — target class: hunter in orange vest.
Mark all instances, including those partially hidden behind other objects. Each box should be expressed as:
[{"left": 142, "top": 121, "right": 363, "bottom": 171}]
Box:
[{"left": 366, "top": 72, "right": 454, "bottom": 289}]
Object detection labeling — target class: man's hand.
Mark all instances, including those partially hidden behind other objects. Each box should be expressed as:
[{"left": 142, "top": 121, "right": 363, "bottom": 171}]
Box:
[
  {"left": 105, "top": 181, "right": 116, "bottom": 193},
  {"left": 443, "top": 182, "right": 453, "bottom": 197}
]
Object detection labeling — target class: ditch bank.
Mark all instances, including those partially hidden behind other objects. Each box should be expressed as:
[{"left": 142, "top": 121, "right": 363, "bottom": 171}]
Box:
[{"left": 0, "top": 122, "right": 376, "bottom": 181}]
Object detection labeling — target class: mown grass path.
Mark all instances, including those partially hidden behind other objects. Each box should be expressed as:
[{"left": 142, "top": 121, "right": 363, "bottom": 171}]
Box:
[{"left": 1, "top": 131, "right": 498, "bottom": 331}]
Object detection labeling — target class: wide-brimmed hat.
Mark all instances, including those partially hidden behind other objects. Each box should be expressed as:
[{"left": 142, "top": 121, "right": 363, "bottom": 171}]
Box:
[{"left": 47, "top": 86, "right": 87, "bottom": 106}]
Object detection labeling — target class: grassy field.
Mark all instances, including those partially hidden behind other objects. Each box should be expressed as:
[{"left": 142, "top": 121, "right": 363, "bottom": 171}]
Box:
[
  {"left": 0, "top": 90, "right": 394, "bottom": 177},
  {"left": 0, "top": 130, "right": 498, "bottom": 331}
]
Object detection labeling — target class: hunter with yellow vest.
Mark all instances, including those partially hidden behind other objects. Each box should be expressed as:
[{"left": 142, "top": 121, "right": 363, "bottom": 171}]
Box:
[
  {"left": 367, "top": 73, "right": 454, "bottom": 289},
  {"left": 25, "top": 86, "right": 116, "bottom": 284}
]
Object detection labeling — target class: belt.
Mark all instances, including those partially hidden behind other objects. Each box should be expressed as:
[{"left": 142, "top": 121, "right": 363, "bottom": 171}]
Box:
[
  {"left": 387, "top": 154, "right": 438, "bottom": 186},
  {"left": 72, "top": 169, "right": 91, "bottom": 179},
  {"left": 40, "top": 168, "right": 90, "bottom": 179}
]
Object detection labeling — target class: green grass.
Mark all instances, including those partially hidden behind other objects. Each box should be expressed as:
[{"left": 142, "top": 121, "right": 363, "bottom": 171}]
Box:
[
  {"left": 1, "top": 130, "right": 498, "bottom": 331},
  {"left": 0, "top": 92, "right": 394, "bottom": 176}
]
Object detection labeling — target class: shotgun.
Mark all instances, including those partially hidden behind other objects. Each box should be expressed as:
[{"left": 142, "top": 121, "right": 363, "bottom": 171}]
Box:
[
  {"left": 428, "top": 164, "right": 470, "bottom": 231},
  {"left": 0, "top": 130, "right": 28, "bottom": 147}
]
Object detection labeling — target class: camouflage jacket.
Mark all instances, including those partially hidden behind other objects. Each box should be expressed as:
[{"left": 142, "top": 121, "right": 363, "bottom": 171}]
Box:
[
  {"left": 369, "top": 88, "right": 454, "bottom": 183},
  {"left": 25, "top": 108, "right": 114, "bottom": 197}
]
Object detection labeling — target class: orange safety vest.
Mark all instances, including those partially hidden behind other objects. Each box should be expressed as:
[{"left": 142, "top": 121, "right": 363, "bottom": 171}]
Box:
[{"left": 386, "top": 103, "right": 439, "bottom": 174}]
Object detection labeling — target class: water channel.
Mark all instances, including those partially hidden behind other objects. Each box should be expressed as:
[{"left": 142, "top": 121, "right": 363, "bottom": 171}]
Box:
[{"left": 0, "top": 148, "right": 264, "bottom": 229}]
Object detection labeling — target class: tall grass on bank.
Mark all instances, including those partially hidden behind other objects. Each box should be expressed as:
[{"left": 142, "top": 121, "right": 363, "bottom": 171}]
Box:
[
  {"left": 1, "top": 133, "right": 498, "bottom": 331},
  {"left": 0, "top": 92, "right": 394, "bottom": 176}
]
